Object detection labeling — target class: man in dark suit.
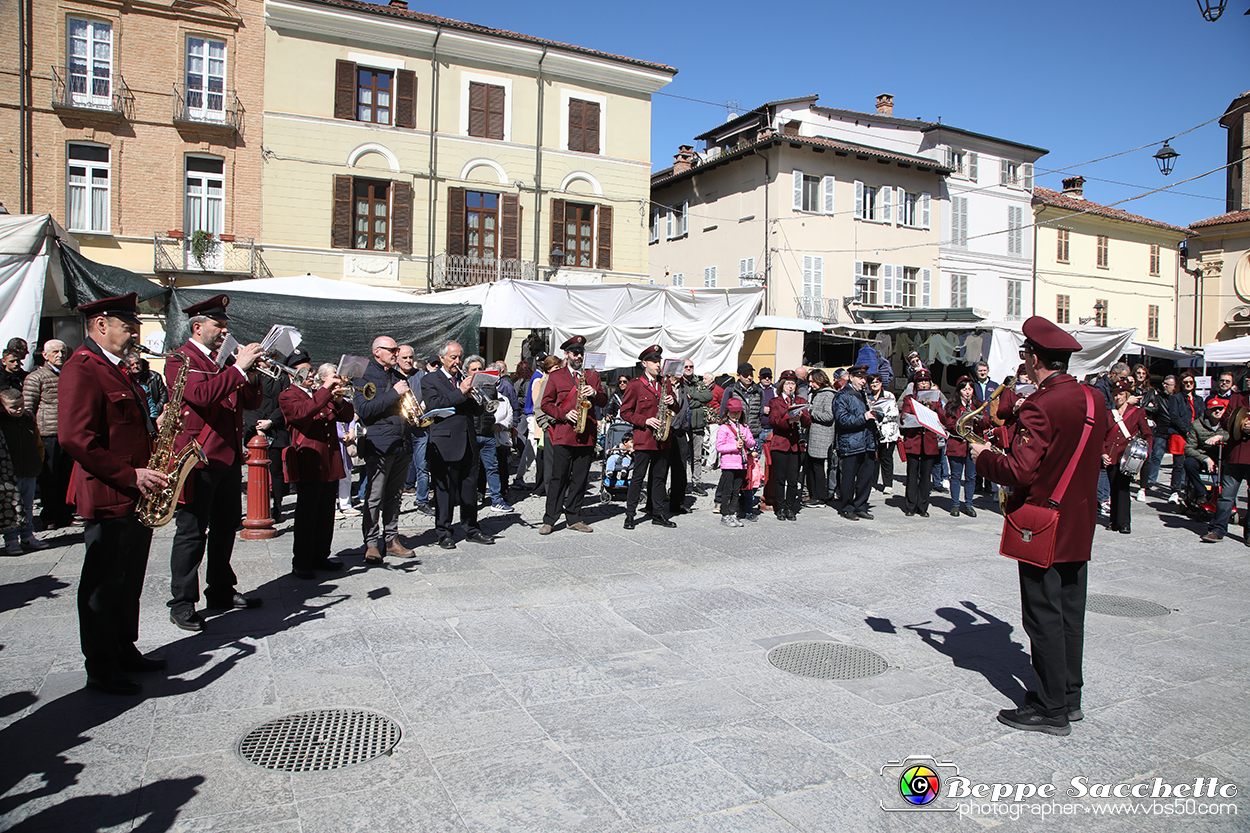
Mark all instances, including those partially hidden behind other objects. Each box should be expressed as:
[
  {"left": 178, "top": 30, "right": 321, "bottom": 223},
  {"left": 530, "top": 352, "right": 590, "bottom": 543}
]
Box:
[
  {"left": 420, "top": 340, "right": 492, "bottom": 549},
  {"left": 58, "top": 293, "right": 169, "bottom": 694},
  {"left": 166, "top": 294, "right": 264, "bottom": 633},
  {"left": 972, "top": 316, "right": 1107, "bottom": 736},
  {"left": 354, "top": 335, "right": 413, "bottom": 565}
]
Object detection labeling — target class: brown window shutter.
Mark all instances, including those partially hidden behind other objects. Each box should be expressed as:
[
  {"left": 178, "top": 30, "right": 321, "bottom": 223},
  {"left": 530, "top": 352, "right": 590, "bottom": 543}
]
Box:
[
  {"left": 550, "top": 198, "right": 565, "bottom": 262},
  {"left": 334, "top": 60, "right": 357, "bottom": 121},
  {"left": 487, "top": 85, "right": 505, "bottom": 140},
  {"left": 332, "top": 175, "right": 353, "bottom": 249},
  {"left": 390, "top": 180, "right": 413, "bottom": 254},
  {"left": 468, "top": 82, "right": 486, "bottom": 138},
  {"left": 596, "top": 205, "right": 612, "bottom": 271},
  {"left": 447, "top": 186, "right": 466, "bottom": 256},
  {"left": 500, "top": 193, "right": 520, "bottom": 260},
  {"left": 585, "top": 101, "right": 600, "bottom": 155},
  {"left": 568, "top": 99, "right": 584, "bottom": 152},
  {"left": 395, "top": 69, "right": 416, "bottom": 129}
]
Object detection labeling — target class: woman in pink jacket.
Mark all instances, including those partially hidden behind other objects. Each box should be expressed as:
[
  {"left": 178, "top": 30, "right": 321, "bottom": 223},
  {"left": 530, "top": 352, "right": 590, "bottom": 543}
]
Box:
[{"left": 716, "top": 399, "right": 755, "bottom": 527}]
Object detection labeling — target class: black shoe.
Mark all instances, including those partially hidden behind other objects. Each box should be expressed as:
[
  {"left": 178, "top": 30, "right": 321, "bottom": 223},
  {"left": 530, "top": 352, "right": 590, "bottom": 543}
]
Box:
[
  {"left": 437, "top": 536, "right": 457, "bottom": 550},
  {"left": 840, "top": 511, "right": 859, "bottom": 521},
  {"left": 465, "top": 530, "right": 495, "bottom": 545},
  {"left": 917, "top": 510, "right": 930, "bottom": 518},
  {"left": 786, "top": 509, "right": 798, "bottom": 521},
  {"left": 856, "top": 510, "right": 874, "bottom": 520},
  {"left": 292, "top": 567, "right": 316, "bottom": 580},
  {"left": 85, "top": 673, "right": 142, "bottom": 695},
  {"left": 416, "top": 503, "right": 434, "bottom": 516},
  {"left": 903, "top": 510, "right": 915, "bottom": 517},
  {"left": 169, "top": 609, "right": 205, "bottom": 632},
  {"left": 693, "top": 487, "right": 708, "bottom": 497},
  {"left": 1069, "top": 708, "right": 1084, "bottom": 721},
  {"left": 997, "top": 704, "right": 1071, "bottom": 736},
  {"left": 623, "top": 518, "right": 637, "bottom": 530},
  {"left": 1118, "top": 526, "right": 1131, "bottom": 534},
  {"left": 205, "top": 593, "right": 262, "bottom": 610},
  {"left": 950, "top": 506, "right": 960, "bottom": 517},
  {"left": 961, "top": 506, "right": 977, "bottom": 518},
  {"left": 119, "top": 653, "right": 167, "bottom": 673},
  {"left": 651, "top": 517, "right": 677, "bottom": 528}
]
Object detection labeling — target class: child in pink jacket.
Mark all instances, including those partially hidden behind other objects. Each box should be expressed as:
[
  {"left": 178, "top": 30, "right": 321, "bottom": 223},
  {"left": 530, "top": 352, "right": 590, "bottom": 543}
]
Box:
[{"left": 715, "top": 399, "right": 755, "bottom": 527}]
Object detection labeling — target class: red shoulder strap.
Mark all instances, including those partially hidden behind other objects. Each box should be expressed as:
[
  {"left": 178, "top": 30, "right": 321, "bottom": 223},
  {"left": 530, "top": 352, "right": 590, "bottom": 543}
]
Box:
[{"left": 1050, "top": 386, "right": 1097, "bottom": 508}]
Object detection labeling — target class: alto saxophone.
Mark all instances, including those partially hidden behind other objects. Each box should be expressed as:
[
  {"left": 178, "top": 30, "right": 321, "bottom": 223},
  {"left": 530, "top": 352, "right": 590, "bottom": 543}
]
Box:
[
  {"left": 574, "top": 370, "right": 591, "bottom": 433},
  {"left": 655, "top": 376, "right": 673, "bottom": 441},
  {"left": 136, "top": 351, "right": 208, "bottom": 527}
]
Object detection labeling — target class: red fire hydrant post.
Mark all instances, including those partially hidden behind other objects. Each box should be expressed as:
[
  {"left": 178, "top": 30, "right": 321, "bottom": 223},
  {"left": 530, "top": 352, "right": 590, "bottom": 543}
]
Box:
[{"left": 241, "top": 433, "right": 277, "bottom": 540}]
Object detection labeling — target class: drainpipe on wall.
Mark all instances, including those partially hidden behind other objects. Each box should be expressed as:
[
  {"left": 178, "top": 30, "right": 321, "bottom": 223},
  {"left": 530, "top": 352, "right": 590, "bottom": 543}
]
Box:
[
  {"left": 425, "top": 26, "right": 443, "bottom": 293},
  {"left": 751, "top": 143, "right": 771, "bottom": 316},
  {"left": 1031, "top": 211, "right": 1039, "bottom": 319},
  {"left": 533, "top": 47, "right": 548, "bottom": 269},
  {"left": 17, "top": 0, "right": 28, "bottom": 213}
]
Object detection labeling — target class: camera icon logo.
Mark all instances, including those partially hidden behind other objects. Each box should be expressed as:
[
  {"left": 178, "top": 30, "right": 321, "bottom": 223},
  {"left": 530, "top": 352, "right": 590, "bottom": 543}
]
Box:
[{"left": 880, "top": 756, "right": 959, "bottom": 812}]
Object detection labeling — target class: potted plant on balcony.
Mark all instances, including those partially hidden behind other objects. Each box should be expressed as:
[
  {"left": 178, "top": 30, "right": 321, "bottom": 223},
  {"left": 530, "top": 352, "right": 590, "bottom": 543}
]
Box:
[{"left": 189, "top": 229, "right": 216, "bottom": 268}]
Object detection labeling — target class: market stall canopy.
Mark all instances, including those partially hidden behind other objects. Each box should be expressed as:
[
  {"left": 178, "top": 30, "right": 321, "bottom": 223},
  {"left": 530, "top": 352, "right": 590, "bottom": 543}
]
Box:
[
  {"left": 1128, "top": 342, "right": 1202, "bottom": 367},
  {"left": 166, "top": 275, "right": 481, "bottom": 367},
  {"left": 1202, "top": 335, "right": 1250, "bottom": 365},
  {"left": 418, "top": 280, "right": 765, "bottom": 373}
]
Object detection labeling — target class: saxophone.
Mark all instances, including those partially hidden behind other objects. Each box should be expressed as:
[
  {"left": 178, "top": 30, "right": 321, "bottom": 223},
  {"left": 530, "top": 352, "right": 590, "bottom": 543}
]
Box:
[
  {"left": 136, "top": 351, "right": 208, "bottom": 527},
  {"left": 574, "top": 370, "right": 591, "bottom": 433},
  {"left": 655, "top": 376, "right": 673, "bottom": 441}
]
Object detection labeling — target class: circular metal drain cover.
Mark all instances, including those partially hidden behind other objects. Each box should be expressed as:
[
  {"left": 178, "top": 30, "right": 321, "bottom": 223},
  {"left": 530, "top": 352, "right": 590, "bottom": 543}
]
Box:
[
  {"left": 1087, "top": 594, "right": 1170, "bottom": 618},
  {"left": 238, "top": 709, "right": 401, "bottom": 772},
  {"left": 767, "top": 641, "right": 889, "bottom": 680}
]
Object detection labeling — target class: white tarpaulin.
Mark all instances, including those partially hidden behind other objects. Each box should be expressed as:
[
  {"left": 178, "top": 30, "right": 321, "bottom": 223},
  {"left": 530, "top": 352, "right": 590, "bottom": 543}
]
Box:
[
  {"left": 420, "top": 280, "right": 765, "bottom": 373},
  {"left": 196, "top": 274, "right": 433, "bottom": 303},
  {"left": 1202, "top": 335, "right": 1250, "bottom": 364},
  {"left": 0, "top": 214, "right": 74, "bottom": 369}
]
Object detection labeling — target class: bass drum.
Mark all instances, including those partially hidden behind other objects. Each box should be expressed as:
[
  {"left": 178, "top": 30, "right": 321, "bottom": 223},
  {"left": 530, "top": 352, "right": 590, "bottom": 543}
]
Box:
[{"left": 1119, "top": 435, "right": 1150, "bottom": 476}]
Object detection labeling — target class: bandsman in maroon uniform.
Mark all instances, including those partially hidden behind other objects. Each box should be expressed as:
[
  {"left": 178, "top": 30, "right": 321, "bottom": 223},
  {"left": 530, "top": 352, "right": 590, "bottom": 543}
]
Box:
[
  {"left": 620, "top": 345, "right": 677, "bottom": 529},
  {"left": 58, "top": 293, "right": 169, "bottom": 695},
  {"left": 539, "top": 336, "right": 607, "bottom": 535},
  {"left": 899, "top": 368, "right": 943, "bottom": 517},
  {"left": 972, "top": 316, "right": 1106, "bottom": 736},
  {"left": 166, "top": 294, "right": 264, "bottom": 633},
  {"left": 279, "top": 360, "right": 354, "bottom": 578},
  {"left": 1103, "top": 377, "right": 1152, "bottom": 534}
]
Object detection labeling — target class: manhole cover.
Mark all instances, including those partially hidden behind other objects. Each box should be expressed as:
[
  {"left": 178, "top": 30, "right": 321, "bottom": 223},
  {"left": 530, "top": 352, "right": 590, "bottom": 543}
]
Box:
[
  {"left": 238, "top": 709, "right": 401, "bottom": 772},
  {"left": 1087, "top": 594, "right": 1170, "bottom": 618},
  {"left": 767, "top": 641, "right": 888, "bottom": 680}
]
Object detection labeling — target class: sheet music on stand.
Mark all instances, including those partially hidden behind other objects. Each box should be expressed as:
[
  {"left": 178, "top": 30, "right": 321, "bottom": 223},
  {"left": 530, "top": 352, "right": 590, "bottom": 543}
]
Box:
[
  {"left": 216, "top": 334, "right": 239, "bottom": 370},
  {"left": 337, "top": 354, "right": 369, "bottom": 380},
  {"left": 662, "top": 358, "right": 683, "bottom": 377},
  {"left": 260, "top": 325, "right": 302, "bottom": 361},
  {"left": 584, "top": 351, "right": 606, "bottom": 372}
]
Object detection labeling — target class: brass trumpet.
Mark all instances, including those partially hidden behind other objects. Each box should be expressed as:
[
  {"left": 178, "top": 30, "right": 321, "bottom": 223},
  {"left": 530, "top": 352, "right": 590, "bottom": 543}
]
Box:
[{"left": 256, "top": 356, "right": 310, "bottom": 384}]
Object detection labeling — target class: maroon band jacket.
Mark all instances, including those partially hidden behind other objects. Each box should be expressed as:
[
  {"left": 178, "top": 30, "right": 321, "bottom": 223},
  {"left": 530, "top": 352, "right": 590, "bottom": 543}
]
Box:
[
  {"left": 620, "top": 375, "right": 672, "bottom": 451},
  {"left": 541, "top": 366, "right": 607, "bottom": 447},
  {"left": 767, "top": 395, "right": 811, "bottom": 452},
  {"left": 166, "top": 340, "right": 262, "bottom": 470},
  {"left": 1104, "top": 404, "right": 1152, "bottom": 464},
  {"left": 278, "top": 385, "right": 354, "bottom": 482}
]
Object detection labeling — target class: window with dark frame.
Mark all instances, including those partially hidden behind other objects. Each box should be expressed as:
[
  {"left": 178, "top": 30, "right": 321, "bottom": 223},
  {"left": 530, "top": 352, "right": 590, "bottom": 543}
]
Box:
[
  {"left": 1148, "top": 305, "right": 1159, "bottom": 341},
  {"left": 1096, "top": 235, "right": 1109, "bottom": 268},
  {"left": 568, "top": 98, "right": 600, "bottom": 154},
  {"left": 1056, "top": 294, "right": 1070, "bottom": 324},
  {"left": 357, "top": 67, "right": 392, "bottom": 125},
  {"left": 468, "top": 81, "right": 505, "bottom": 140},
  {"left": 1150, "top": 243, "right": 1161, "bottom": 276},
  {"left": 334, "top": 60, "right": 415, "bottom": 128},
  {"left": 465, "top": 191, "right": 499, "bottom": 260},
  {"left": 1057, "top": 228, "right": 1070, "bottom": 262},
  {"left": 353, "top": 179, "right": 389, "bottom": 250},
  {"left": 564, "top": 202, "right": 596, "bottom": 268}
]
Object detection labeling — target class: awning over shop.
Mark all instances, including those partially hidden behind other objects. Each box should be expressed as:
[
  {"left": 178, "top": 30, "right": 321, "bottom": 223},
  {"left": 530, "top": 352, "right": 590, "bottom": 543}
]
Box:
[
  {"left": 1127, "top": 341, "right": 1202, "bottom": 367},
  {"left": 1202, "top": 335, "right": 1250, "bottom": 365}
]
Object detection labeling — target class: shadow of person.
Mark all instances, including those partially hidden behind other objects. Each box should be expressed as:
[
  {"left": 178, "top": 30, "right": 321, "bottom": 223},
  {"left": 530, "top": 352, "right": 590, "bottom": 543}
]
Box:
[
  {"left": 0, "top": 575, "right": 71, "bottom": 617},
  {"left": 901, "top": 600, "right": 1033, "bottom": 704},
  {"left": 3, "top": 775, "right": 204, "bottom": 832}
]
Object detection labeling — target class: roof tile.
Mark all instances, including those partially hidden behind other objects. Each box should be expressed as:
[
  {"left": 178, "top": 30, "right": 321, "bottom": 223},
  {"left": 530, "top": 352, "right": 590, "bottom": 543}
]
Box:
[
  {"left": 1190, "top": 209, "right": 1250, "bottom": 229},
  {"left": 1032, "top": 187, "right": 1189, "bottom": 234}
]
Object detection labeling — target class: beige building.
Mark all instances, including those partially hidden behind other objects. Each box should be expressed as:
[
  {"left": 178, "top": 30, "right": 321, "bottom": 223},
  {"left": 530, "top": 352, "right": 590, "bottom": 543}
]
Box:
[
  {"left": 260, "top": 0, "right": 675, "bottom": 293},
  {"left": 1183, "top": 91, "right": 1250, "bottom": 346},
  {"left": 0, "top": 0, "right": 267, "bottom": 292},
  {"left": 1032, "top": 178, "right": 1188, "bottom": 348}
]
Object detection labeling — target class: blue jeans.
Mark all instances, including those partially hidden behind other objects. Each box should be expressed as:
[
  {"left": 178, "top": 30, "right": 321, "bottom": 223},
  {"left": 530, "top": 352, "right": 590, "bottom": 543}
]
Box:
[
  {"left": 949, "top": 455, "right": 976, "bottom": 507},
  {"left": 477, "top": 435, "right": 503, "bottom": 504},
  {"left": 4, "top": 477, "right": 35, "bottom": 542},
  {"left": 1145, "top": 434, "right": 1168, "bottom": 488},
  {"left": 933, "top": 449, "right": 950, "bottom": 486},
  {"left": 406, "top": 430, "right": 429, "bottom": 502},
  {"left": 1210, "top": 462, "right": 1250, "bottom": 536},
  {"left": 1097, "top": 468, "right": 1110, "bottom": 505}
]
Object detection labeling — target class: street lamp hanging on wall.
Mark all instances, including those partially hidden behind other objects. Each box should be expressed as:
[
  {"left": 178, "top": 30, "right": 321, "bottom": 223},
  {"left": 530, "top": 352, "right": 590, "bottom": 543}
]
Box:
[
  {"left": 1153, "top": 142, "right": 1179, "bottom": 176},
  {"left": 1194, "top": 0, "right": 1227, "bottom": 20}
]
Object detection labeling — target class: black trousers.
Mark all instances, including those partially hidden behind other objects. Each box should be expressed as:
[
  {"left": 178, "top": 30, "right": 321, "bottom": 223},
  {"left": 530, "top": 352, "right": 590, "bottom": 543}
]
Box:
[
  {"left": 293, "top": 479, "right": 338, "bottom": 569},
  {"left": 667, "top": 431, "right": 690, "bottom": 513},
  {"left": 805, "top": 454, "right": 828, "bottom": 503},
  {"left": 544, "top": 444, "right": 593, "bottom": 526},
  {"left": 718, "top": 469, "right": 744, "bottom": 515},
  {"left": 904, "top": 453, "right": 937, "bottom": 513},
  {"left": 80, "top": 515, "right": 153, "bottom": 677},
  {"left": 429, "top": 442, "right": 481, "bottom": 538},
  {"left": 876, "top": 443, "right": 895, "bottom": 490},
  {"left": 38, "top": 434, "right": 74, "bottom": 527},
  {"left": 169, "top": 466, "right": 242, "bottom": 613},
  {"left": 626, "top": 448, "right": 669, "bottom": 521},
  {"left": 839, "top": 451, "right": 874, "bottom": 513},
  {"left": 771, "top": 450, "right": 802, "bottom": 514},
  {"left": 1107, "top": 465, "right": 1133, "bottom": 531},
  {"left": 1018, "top": 560, "right": 1087, "bottom": 717}
]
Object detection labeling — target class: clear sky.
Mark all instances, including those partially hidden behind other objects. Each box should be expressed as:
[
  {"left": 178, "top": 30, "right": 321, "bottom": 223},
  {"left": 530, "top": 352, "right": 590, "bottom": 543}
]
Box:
[{"left": 371, "top": 0, "right": 1247, "bottom": 228}]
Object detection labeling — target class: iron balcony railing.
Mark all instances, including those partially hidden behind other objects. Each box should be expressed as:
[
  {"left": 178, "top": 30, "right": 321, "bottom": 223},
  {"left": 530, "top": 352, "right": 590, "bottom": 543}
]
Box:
[
  {"left": 795, "top": 295, "right": 840, "bottom": 324},
  {"left": 433, "top": 253, "right": 539, "bottom": 288},
  {"left": 153, "top": 233, "right": 260, "bottom": 276},
  {"left": 51, "top": 66, "right": 134, "bottom": 118},
  {"left": 172, "top": 82, "right": 244, "bottom": 134}
]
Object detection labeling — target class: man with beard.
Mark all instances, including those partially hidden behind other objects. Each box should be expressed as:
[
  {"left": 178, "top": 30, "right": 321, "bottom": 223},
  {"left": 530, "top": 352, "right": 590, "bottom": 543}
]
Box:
[{"left": 538, "top": 336, "right": 606, "bottom": 534}]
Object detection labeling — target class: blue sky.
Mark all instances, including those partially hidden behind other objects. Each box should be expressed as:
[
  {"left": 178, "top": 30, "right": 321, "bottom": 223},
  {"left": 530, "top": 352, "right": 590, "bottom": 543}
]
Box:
[{"left": 374, "top": 0, "right": 1247, "bottom": 228}]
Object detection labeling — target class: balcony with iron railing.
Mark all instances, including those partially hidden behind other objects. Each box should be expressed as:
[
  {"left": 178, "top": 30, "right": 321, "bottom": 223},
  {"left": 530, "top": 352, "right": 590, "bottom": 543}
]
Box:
[
  {"left": 795, "top": 295, "right": 840, "bottom": 324},
  {"left": 51, "top": 66, "right": 134, "bottom": 119},
  {"left": 172, "top": 83, "right": 244, "bottom": 134},
  {"left": 154, "top": 232, "right": 266, "bottom": 277},
  {"left": 432, "top": 253, "right": 539, "bottom": 288}
]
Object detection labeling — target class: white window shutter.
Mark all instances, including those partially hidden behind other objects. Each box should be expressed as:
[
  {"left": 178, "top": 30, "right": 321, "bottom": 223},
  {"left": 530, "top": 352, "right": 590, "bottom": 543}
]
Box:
[
  {"left": 704, "top": 265, "right": 717, "bottom": 287},
  {"left": 882, "top": 263, "right": 894, "bottom": 306},
  {"left": 999, "top": 158, "right": 1009, "bottom": 186},
  {"left": 921, "top": 267, "right": 931, "bottom": 308},
  {"left": 821, "top": 175, "right": 835, "bottom": 214},
  {"left": 968, "top": 152, "right": 978, "bottom": 182},
  {"left": 666, "top": 208, "right": 674, "bottom": 239},
  {"left": 1023, "top": 163, "right": 1034, "bottom": 191},
  {"left": 854, "top": 260, "right": 864, "bottom": 298},
  {"left": 813, "top": 256, "right": 823, "bottom": 296},
  {"left": 945, "top": 146, "right": 954, "bottom": 169},
  {"left": 802, "top": 255, "right": 812, "bottom": 296},
  {"left": 921, "top": 192, "right": 931, "bottom": 229},
  {"left": 680, "top": 200, "right": 689, "bottom": 236},
  {"left": 793, "top": 169, "right": 804, "bottom": 211},
  {"left": 881, "top": 185, "right": 892, "bottom": 224},
  {"left": 854, "top": 180, "right": 864, "bottom": 219}
]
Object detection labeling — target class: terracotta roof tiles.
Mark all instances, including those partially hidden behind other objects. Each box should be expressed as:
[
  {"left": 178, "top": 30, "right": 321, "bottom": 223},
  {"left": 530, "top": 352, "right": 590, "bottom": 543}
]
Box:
[
  {"left": 1190, "top": 209, "right": 1250, "bottom": 229},
  {"left": 1032, "top": 187, "right": 1189, "bottom": 235}
]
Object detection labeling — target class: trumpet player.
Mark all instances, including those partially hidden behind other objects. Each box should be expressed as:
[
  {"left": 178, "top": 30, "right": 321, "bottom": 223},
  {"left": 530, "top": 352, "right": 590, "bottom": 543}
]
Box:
[
  {"left": 942, "top": 376, "right": 987, "bottom": 518},
  {"left": 355, "top": 335, "right": 415, "bottom": 566},
  {"left": 538, "top": 336, "right": 606, "bottom": 535},
  {"left": 167, "top": 294, "right": 264, "bottom": 633},
  {"left": 279, "top": 362, "right": 354, "bottom": 578}
]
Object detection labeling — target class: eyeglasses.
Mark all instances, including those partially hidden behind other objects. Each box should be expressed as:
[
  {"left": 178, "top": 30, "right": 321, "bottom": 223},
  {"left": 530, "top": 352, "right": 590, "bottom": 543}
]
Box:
[
  {"left": 1018, "top": 348, "right": 1032, "bottom": 360},
  {"left": 684, "top": 365, "right": 694, "bottom": 369},
  {"left": 378, "top": 346, "right": 400, "bottom": 353}
]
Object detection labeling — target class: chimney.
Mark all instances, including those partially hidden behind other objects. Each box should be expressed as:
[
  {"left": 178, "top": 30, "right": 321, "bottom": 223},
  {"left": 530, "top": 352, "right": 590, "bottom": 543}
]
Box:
[
  {"left": 673, "top": 145, "right": 697, "bottom": 174},
  {"left": 876, "top": 94, "right": 894, "bottom": 116},
  {"left": 1062, "top": 176, "right": 1085, "bottom": 199},
  {"left": 388, "top": 0, "right": 408, "bottom": 8}
]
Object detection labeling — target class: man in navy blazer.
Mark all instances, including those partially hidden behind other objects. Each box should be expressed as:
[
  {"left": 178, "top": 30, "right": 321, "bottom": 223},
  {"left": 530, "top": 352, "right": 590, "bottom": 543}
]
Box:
[{"left": 421, "top": 341, "right": 493, "bottom": 549}]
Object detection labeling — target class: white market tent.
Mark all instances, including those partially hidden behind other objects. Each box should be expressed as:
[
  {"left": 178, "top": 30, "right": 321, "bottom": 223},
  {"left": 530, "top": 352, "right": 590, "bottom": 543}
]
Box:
[
  {"left": 1201, "top": 335, "right": 1250, "bottom": 365},
  {"left": 192, "top": 274, "right": 429, "bottom": 303},
  {"left": 419, "top": 279, "right": 765, "bottom": 373},
  {"left": 0, "top": 214, "right": 75, "bottom": 366}
]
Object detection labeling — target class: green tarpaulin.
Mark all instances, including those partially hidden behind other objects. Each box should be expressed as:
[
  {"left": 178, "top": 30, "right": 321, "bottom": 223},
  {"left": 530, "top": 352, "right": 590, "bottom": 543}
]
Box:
[{"left": 57, "top": 241, "right": 167, "bottom": 309}]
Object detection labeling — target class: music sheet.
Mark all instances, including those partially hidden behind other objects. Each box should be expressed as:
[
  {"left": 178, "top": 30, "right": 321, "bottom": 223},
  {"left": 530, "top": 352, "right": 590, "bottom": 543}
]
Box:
[{"left": 908, "top": 399, "right": 948, "bottom": 437}]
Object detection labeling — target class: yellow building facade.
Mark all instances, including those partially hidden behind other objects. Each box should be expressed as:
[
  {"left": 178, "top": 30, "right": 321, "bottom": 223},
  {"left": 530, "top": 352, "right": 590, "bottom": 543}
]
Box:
[
  {"left": 1033, "top": 179, "right": 1187, "bottom": 348},
  {"left": 261, "top": 0, "right": 675, "bottom": 292}
]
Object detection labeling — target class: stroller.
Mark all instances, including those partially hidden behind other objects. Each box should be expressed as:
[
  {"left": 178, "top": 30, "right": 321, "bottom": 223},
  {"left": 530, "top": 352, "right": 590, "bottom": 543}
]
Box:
[
  {"left": 1184, "top": 439, "right": 1234, "bottom": 523},
  {"left": 599, "top": 420, "right": 635, "bottom": 502}
]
